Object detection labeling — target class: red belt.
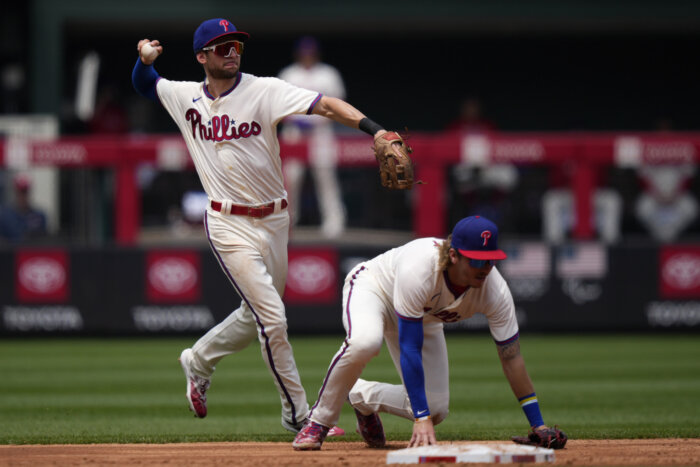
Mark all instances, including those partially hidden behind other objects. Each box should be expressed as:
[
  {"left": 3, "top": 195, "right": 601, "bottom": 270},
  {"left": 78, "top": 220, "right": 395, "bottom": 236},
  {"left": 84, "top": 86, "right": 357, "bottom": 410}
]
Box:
[{"left": 210, "top": 199, "right": 288, "bottom": 218}]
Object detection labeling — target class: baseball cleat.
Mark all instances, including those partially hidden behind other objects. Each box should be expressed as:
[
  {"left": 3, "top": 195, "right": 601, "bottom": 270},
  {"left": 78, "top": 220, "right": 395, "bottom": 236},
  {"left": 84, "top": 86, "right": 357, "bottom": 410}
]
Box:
[
  {"left": 327, "top": 425, "right": 346, "bottom": 437},
  {"left": 354, "top": 408, "right": 386, "bottom": 448},
  {"left": 292, "top": 421, "right": 330, "bottom": 450},
  {"left": 282, "top": 417, "right": 306, "bottom": 434},
  {"left": 283, "top": 417, "right": 345, "bottom": 437},
  {"left": 179, "top": 348, "right": 210, "bottom": 418}
]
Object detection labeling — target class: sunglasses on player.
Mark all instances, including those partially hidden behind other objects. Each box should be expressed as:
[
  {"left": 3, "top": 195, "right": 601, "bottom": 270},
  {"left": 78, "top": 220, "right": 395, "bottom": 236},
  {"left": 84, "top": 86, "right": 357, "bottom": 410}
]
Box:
[
  {"left": 467, "top": 258, "right": 498, "bottom": 268},
  {"left": 202, "top": 40, "right": 245, "bottom": 57}
]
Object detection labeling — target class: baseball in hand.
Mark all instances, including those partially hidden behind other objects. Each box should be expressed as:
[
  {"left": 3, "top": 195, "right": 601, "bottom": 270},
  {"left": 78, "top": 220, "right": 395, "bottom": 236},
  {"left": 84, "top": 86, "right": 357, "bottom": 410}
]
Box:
[{"left": 141, "top": 43, "right": 158, "bottom": 62}]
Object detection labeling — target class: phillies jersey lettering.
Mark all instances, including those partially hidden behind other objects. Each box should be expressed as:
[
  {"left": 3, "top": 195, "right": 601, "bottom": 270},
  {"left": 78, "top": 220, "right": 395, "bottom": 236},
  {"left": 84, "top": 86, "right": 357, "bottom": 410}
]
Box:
[
  {"left": 155, "top": 73, "right": 320, "bottom": 205},
  {"left": 431, "top": 309, "right": 461, "bottom": 323},
  {"left": 185, "top": 109, "right": 261, "bottom": 141}
]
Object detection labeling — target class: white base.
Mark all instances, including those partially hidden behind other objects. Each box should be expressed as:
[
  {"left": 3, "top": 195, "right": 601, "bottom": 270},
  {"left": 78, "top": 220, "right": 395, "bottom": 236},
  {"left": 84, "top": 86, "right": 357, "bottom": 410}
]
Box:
[{"left": 386, "top": 443, "right": 555, "bottom": 464}]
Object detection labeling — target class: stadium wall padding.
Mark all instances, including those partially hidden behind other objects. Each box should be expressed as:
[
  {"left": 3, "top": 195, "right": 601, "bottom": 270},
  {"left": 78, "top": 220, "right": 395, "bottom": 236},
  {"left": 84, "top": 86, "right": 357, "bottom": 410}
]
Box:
[{"left": 1, "top": 242, "right": 699, "bottom": 335}]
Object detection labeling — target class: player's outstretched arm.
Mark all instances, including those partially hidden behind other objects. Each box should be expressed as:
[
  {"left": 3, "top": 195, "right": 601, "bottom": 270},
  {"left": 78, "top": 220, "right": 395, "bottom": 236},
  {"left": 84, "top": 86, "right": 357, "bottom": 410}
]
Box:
[
  {"left": 311, "top": 96, "right": 386, "bottom": 139},
  {"left": 311, "top": 95, "right": 417, "bottom": 190}
]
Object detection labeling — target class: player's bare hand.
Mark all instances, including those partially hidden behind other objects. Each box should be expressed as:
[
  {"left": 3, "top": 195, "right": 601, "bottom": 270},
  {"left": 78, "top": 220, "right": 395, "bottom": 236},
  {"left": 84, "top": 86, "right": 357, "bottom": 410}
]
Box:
[
  {"left": 137, "top": 39, "right": 163, "bottom": 65},
  {"left": 409, "top": 418, "right": 437, "bottom": 447}
]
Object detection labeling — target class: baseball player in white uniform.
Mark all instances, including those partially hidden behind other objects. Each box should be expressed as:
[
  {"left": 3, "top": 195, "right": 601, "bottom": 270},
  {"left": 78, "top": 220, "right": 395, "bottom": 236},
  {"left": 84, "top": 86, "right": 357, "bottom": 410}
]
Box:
[
  {"left": 293, "top": 215, "right": 561, "bottom": 450},
  {"left": 278, "top": 37, "right": 347, "bottom": 238},
  {"left": 132, "top": 18, "right": 396, "bottom": 434}
]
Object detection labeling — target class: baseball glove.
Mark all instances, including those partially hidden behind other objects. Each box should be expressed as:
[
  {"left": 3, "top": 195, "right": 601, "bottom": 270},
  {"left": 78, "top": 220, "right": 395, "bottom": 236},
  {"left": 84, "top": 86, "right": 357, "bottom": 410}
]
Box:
[
  {"left": 373, "top": 131, "right": 415, "bottom": 190},
  {"left": 512, "top": 426, "right": 568, "bottom": 449}
]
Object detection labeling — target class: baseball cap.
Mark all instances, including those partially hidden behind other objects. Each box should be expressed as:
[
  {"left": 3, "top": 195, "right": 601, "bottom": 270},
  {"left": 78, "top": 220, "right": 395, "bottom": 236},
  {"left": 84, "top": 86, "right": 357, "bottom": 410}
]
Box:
[
  {"left": 451, "top": 215, "right": 507, "bottom": 260},
  {"left": 193, "top": 18, "right": 250, "bottom": 53}
]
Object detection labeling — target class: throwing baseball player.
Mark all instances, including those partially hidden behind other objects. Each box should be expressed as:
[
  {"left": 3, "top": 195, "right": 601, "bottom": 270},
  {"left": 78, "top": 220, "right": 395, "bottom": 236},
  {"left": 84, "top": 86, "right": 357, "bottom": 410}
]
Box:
[
  {"left": 131, "top": 18, "right": 413, "bottom": 434},
  {"left": 292, "top": 215, "right": 567, "bottom": 450}
]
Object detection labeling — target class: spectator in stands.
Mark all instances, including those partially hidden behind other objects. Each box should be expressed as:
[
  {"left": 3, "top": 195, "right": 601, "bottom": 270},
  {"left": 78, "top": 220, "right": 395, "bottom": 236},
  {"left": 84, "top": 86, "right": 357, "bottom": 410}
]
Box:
[
  {"left": 446, "top": 96, "right": 496, "bottom": 135},
  {"left": 279, "top": 36, "right": 347, "bottom": 238},
  {"left": 0, "top": 174, "right": 47, "bottom": 242},
  {"left": 447, "top": 96, "right": 519, "bottom": 228}
]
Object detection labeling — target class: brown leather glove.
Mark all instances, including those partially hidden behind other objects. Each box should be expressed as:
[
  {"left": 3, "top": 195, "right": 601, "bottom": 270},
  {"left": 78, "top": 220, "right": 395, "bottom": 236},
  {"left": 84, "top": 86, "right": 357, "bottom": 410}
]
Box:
[
  {"left": 373, "top": 131, "right": 415, "bottom": 190},
  {"left": 512, "top": 426, "right": 568, "bottom": 449}
]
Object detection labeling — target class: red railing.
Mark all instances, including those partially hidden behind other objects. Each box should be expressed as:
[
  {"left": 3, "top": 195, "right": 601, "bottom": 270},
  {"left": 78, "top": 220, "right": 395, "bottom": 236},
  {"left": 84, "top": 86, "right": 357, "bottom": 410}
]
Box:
[{"left": 2, "top": 132, "right": 698, "bottom": 244}]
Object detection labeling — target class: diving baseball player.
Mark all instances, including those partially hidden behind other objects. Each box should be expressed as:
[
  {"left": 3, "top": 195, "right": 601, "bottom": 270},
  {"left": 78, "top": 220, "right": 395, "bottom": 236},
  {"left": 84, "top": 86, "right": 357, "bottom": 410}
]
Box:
[
  {"left": 292, "top": 215, "right": 567, "bottom": 450},
  {"left": 131, "top": 18, "right": 402, "bottom": 434}
]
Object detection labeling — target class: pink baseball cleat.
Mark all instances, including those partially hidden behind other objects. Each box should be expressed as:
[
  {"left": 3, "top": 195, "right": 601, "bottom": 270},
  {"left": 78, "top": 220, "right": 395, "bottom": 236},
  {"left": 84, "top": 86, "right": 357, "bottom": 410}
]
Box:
[
  {"left": 292, "top": 421, "right": 330, "bottom": 450},
  {"left": 179, "top": 348, "right": 210, "bottom": 418},
  {"left": 327, "top": 425, "right": 345, "bottom": 437}
]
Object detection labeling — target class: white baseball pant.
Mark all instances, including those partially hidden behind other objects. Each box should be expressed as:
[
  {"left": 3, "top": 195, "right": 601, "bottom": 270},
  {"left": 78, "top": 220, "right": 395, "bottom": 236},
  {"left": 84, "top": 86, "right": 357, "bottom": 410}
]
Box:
[
  {"left": 186, "top": 205, "right": 309, "bottom": 428},
  {"left": 309, "top": 265, "right": 450, "bottom": 428}
]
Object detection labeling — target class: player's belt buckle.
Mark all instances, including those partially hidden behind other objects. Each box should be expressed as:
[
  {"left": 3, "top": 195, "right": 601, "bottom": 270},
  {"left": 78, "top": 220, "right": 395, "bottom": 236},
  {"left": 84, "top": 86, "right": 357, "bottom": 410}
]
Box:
[{"left": 247, "top": 205, "right": 271, "bottom": 218}]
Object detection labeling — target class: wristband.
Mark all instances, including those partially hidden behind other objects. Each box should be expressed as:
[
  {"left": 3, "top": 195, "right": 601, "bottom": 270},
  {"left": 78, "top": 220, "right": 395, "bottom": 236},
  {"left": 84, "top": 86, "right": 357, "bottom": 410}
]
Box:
[
  {"left": 518, "top": 393, "right": 545, "bottom": 428},
  {"left": 414, "top": 415, "right": 431, "bottom": 422},
  {"left": 359, "top": 117, "right": 384, "bottom": 137}
]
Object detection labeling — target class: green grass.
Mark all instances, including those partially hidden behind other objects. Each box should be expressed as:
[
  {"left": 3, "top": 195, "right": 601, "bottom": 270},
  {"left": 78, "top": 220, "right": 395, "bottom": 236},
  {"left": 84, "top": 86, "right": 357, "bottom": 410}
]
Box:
[{"left": 0, "top": 334, "right": 699, "bottom": 444}]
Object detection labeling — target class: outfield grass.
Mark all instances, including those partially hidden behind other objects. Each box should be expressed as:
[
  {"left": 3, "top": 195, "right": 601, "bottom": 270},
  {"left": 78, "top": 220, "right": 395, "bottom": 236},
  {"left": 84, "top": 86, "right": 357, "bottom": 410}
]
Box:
[{"left": 0, "top": 334, "right": 698, "bottom": 444}]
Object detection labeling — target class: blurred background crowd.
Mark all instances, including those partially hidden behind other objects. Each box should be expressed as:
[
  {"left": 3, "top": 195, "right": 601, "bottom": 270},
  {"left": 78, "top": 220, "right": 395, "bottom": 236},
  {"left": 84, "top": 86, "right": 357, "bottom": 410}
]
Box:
[{"left": 1, "top": 0, "right": 699, "bottom": 247}]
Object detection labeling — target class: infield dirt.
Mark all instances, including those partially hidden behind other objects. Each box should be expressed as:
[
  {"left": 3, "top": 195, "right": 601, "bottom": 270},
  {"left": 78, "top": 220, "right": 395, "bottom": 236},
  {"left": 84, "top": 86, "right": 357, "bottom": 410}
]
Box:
[{"left": 1, "top": 439, "right": 699, "bottom": 466}]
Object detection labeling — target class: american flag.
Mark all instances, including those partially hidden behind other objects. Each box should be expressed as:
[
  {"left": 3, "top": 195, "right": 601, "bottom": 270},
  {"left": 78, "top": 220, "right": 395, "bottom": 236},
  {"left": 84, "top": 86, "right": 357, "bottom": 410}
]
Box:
[
  {"left": 501, "top": 243, "right": 550, "bottom": 278},
  {"left": 556, "top": 243, "right": 608, "bottom": 279}
]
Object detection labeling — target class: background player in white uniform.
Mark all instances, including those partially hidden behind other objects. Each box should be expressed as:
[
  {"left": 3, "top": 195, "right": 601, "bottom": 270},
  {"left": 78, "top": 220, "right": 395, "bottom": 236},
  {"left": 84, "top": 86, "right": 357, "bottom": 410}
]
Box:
[
  {"left": 293, "top": 216, "right": 561, "bottom": 449},
  {"left": 132, "top": 18, "right": 396, "bottom": 434},
  {"left": 278, "top": 37, "right": 347, "bottom": 238}
]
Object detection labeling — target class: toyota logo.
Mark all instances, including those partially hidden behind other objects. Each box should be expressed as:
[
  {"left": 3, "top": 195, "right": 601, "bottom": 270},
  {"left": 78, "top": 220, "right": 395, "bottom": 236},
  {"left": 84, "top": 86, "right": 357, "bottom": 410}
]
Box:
[
  {"left": 663, "top": 253, "right": 700, "bottom": 290},
  {"left": 18, "top": 257, "right": 66, "bottom": 295},
  {"left": 287, "top": 256, "right": 334, "bottom": 294},
  {"left": 148, "top": 258, "right": 198, "bottom": 294}
]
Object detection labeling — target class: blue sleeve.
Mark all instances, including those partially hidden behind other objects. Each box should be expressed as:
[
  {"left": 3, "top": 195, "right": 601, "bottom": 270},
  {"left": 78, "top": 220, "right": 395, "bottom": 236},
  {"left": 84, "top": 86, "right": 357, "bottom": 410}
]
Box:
[
  {"left": 398, "top": 314, "right": 430, "bottom": 418},
  {"left": 132, "top": 58, "right": 160, "bottom": 102}
]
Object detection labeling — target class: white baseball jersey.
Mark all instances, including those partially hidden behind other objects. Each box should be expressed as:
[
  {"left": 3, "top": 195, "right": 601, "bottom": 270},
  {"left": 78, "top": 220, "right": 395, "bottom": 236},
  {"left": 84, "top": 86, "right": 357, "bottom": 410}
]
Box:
[
  {"left": 156, "top": 73, "right": 321, "bottom": 205},
  {"left": 365, "top": 237, "right": 518, "bottom": 342},
  {"left": 278, "top": 62, "right": 345, "bottom": 129}
]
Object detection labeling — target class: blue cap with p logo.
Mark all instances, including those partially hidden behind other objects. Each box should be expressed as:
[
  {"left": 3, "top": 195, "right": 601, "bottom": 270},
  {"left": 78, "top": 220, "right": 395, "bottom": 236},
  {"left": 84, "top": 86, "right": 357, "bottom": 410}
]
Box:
[{"left": 451, "top": 215, "right": 507, "bottom": 260}]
